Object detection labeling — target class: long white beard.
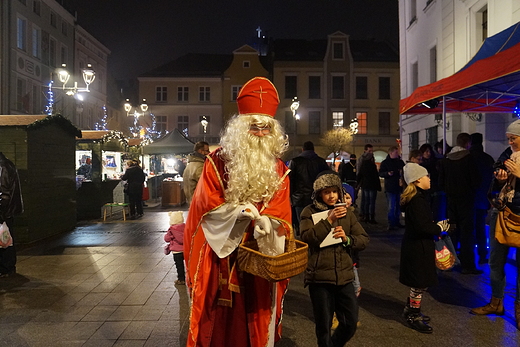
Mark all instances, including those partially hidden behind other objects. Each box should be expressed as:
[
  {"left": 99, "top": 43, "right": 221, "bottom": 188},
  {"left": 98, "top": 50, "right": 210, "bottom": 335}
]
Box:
[{"left": 224, "top": 133, "right": 281, "bottom": 206}]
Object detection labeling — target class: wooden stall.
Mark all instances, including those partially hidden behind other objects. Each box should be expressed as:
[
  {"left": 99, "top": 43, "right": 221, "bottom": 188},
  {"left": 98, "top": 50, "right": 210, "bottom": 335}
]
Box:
[{"left": 0, "top": 115, "right": 79, "bottom": 244}]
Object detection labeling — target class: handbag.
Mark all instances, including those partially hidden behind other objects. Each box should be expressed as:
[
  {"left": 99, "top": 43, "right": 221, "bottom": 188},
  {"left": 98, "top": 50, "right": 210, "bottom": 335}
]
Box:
[
  {"left": 495, "top": 206, "right": 520, "bottom": 247},
  {"left": 434, "top": 235, "right": 459, "bottom": 270},
  {"left": 0, "top": 222, "right": 13, "bottom": 248}
]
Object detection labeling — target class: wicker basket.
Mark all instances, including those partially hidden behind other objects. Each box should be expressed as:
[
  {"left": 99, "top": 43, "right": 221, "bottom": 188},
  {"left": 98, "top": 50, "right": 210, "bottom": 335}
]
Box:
[{"left": 237, "top": 235, "right": 308, "bottom": 282}]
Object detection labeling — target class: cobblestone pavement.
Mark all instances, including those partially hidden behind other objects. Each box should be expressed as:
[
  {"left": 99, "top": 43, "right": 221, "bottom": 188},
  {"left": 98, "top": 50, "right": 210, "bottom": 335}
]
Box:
[{"left": 0, "top": 194, "right": 518, "bottom": 346}]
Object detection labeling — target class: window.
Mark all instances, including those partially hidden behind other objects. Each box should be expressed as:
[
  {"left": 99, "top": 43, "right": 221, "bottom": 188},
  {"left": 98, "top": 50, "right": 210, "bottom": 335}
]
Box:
[
  {"left": 199, "top": 86, "right": 210, "bottom": 102},
  {"left": 332, "top": 111, "right": 343, "bottom": 128},
  {"left": 33, "top": 0, "right": 41, "bottom": 15},
  {"left": 60, "top": 45, "right": 67, "bottom": 64},
  {"left": 32, "top": 27, "right": 41, "bottom": 59},
  {"left": 356, "top": 112, "right": 367, "bottom": 134},
  {"left": 409, "top": 0, "right": 417, "bottom": 26},
  {"left": 178, "top": 115, "right": 189, "bottom": 136},
  {"left": 409, "top": 131, "right": 419, "bottom": 151},
  {"left": 378, "top": 77, "right": 390, "bottom": 99},
  {"left": 426, "top": 126, "right": 438, "bottom": 145},
  {"left": 199, "top": 115, "right": 210, "bottom": 134},
  {"left": 356, "top": 76, "right": 367, "bottom": 99},
  {"left": 429, "top": 46, "right": 437, "bottom": 83},
  {"left": 285, "top": 111, "right": 295, "bottom": 134},
  {"left": 177, "top": 86, "right": 188, "bottom": 101},
  {"left": 155, "top": 116, "right": 167, "bottom": 133},
  {"left": 17, "top": 17, "right": 27, "bottom": 51},
  {"left": 49, "top": 38, "right": 56, "bottom": 67},
  {"left": 231, "top": 85, "right": 241, "bottom": 101},
  {"left": 332, "top": 76, "right": 344, "bottom": 99},
  {"left": 308, "top": 76, "right": 321, "bottom": 99},
  {"left": 411, "top": 62, "right": 418, "bottom": 91},
  {"left": 333, "top": 42, "right": 344, "bottom": 59},
  {"left": 378, "top": 112, "right": 390, "bottom": 135},
  {"left": 243, "top": 61, "right": 250, "bottom": 68},
  {"left": 481, "top": 8, "right": 488, "bottom": 41},
  {"left": 16, "top": 78, "right": 26, "bottom": 111},
  {"left": 50, "top": 11, "right": 57, "bottom": 28},
  {"left": 309, "top": 111, "right": 321, "bottom": 134},
  {"left": 156, "top": 86, "right": 167, "bottom": 102},
  {"left": 61, "top": 21, "right": 67, "bottom": 36},
  {"left": 284, "top": 76, "right": 297, "bottom": 99}
]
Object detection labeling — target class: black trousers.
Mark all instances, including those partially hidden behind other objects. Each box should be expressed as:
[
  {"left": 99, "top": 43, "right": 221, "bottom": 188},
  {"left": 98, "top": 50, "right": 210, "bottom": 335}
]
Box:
[
  {"left": 308, "top": 282, "right": 358, "bottom": 347},
  {"left": 173, "top": 252, "right": 185, "bottom": 281},
  {"left": 0, "top": 217, "right": 16, "bottom": 274},
  {"left": 128, "top": 190, "right": 143, "bottom": 216},
  {"left": 447, "top": 197, "right": 477, "bottom": 270}
]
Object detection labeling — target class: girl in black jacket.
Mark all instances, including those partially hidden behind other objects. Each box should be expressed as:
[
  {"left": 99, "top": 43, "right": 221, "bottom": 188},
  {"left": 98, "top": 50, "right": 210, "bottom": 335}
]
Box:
[
  {"left": 300, "top": 171, "right": 369, "bottom": 347},
  {"left": 400, "top": 163, "right": 449, "bottom": 334}
]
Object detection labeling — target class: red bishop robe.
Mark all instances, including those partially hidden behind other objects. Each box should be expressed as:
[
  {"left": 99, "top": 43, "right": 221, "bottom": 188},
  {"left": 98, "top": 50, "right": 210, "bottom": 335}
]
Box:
[{"left": 184, "top": 148, "right": 292, "bottom": 347}]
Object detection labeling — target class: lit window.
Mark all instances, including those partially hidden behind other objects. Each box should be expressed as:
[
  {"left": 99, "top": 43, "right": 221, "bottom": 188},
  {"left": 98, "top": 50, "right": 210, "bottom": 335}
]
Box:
[
  {"left": 356, "top": 112, "right": 367, "bottom": 134},
  {"left": 332, "top": 112, "right": 344, "bottom": 128}
]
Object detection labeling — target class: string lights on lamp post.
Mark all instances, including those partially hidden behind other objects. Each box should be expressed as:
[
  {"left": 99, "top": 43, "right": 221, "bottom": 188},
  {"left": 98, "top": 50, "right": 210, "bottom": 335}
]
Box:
[
  {"left": 125, "top": 98, "right": 149, "bottom": 138},
  {"left": 200, "top": 116, "right": 209, "bottom": 141},
  {"left": 290, "top": 97, "right": 300, "bottom": 151}
]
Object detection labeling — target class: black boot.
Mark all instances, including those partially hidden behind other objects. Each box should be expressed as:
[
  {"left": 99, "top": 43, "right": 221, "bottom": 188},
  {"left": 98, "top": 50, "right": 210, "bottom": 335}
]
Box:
[
  {"left": 402, "top": 302, "right": 433, "bottom": 334},
  {"left": 405, "top": 297, "right": 430, "bottom": 322}
]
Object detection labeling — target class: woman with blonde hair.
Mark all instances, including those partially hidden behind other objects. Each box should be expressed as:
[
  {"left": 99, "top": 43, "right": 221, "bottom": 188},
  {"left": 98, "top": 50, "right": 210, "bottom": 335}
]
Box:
[{"left": 399, "top": 163, "right": 449, "bottom": 334}]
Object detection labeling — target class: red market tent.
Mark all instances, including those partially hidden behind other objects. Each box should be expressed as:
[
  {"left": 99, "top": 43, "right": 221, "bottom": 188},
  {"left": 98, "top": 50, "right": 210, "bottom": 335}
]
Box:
[{"left": 400, "top": 21, "right": 520, "bottom": 116}]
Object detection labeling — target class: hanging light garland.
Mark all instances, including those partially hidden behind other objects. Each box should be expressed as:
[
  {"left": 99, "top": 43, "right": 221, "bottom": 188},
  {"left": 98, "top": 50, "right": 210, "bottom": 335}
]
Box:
[
  {"left": 95, "top": 105, "right": 109, "bottom": 130},
  {"left": 45, "top": 81, "right": 54, "bottom": 116}
]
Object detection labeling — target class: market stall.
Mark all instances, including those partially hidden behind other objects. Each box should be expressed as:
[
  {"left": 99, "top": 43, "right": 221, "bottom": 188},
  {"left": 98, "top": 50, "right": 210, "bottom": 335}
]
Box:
[
  {"left": 0, "top": 115, "right": 80, "bottom": 243},
  {"left": 76, "top": 130, "right": 137, "bottom": 219},
  {"left": 142, "top": 128, "right": 194, "bottom": 204}
]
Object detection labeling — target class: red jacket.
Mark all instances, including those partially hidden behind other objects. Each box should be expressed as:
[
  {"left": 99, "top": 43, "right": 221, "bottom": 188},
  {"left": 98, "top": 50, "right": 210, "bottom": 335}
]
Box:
[{"left": 164, "top": 223, "right": 185, "bottom": 253}]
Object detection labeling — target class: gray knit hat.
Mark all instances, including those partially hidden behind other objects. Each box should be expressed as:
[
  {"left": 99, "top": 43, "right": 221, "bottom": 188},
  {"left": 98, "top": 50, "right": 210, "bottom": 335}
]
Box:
[
  {"left": 403, "top": 163, "right": 428, "bottom": 185},
  {"left": 506, "top": 119, "right": 520, "bottom": 136}
]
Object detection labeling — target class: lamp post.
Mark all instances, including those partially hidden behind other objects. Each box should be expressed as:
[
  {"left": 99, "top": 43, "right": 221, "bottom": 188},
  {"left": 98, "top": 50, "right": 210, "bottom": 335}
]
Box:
[
  {"left": 125, "top": 98, "right": 149, "bottom": 138},
  {"left": 200, "top": 116, "right": 209, "bottom": 141},
  {"left": 349, "top": 118, "right": 359, "bottom": 155},
  {"left": 46, "top": 63, "right": 96, "bottom": 115},
  {"left": 291, "top": 97, "right": 300, "bottom": 151}
]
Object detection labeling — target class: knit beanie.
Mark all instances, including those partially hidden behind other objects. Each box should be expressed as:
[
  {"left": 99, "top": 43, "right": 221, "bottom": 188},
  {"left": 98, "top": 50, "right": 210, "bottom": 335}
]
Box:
[
  {"left": 403, "top": 163, "right": 428, "bottom": 185},
  {"left": 506, "top": 119, "right": 520, "bottom": 136}
]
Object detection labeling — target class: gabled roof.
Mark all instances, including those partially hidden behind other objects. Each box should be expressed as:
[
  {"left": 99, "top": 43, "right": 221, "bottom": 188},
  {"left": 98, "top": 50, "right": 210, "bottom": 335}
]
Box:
[
  {"left": 0, "top": 115, "right": 81, "bottom": 138},
  {"left": 272, "top": 38, "right": 398, "bottom": 62},
  {"left": 142, "top": 128, "right": 194, "bottom": 155},
  {"left": 141, "top": 53, "right": 233, "bottom": 77}
]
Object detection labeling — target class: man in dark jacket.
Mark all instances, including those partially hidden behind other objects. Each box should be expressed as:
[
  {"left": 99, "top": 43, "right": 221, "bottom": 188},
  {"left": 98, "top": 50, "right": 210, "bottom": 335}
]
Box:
[
  {"left": 469, "top": 133, "right": 495, "bottom": 264},
  {"left": 0, "top": 152, "right": 23, "bottom": 277},
  {"left": 438, "top": 133, "right": 482, "bottom": 274},
  {"left": 379, "top": 146, "right": 405, "bottom": 230},
  {"left": 288, "top": 141, "right": 329, "bottom": 234}
]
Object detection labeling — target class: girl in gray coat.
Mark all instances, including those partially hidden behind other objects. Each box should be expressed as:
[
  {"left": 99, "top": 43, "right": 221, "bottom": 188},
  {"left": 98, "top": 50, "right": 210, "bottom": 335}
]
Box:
[{"left": 300, "top": 171, "right": 369, "bottom": 347}]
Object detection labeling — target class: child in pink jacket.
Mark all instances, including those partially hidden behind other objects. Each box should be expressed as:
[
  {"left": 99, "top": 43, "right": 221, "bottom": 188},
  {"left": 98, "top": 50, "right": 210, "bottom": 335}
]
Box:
[{"left": 164, "top": 211, "right": 185, "bottom": 285}]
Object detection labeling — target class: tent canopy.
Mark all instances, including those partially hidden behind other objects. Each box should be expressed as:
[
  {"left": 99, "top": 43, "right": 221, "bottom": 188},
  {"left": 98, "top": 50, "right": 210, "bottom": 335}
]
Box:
[
  {"left": 142, "top": 128, "right": 195, "bottom": 155},
  {"left": 400, "top": 21, "right": 520, "bottom": 115}
]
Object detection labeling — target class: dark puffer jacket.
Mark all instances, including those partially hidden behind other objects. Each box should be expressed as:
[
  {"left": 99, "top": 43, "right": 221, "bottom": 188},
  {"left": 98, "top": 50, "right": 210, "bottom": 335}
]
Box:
[
  {"left": 300, "top": 172, "right": 369, "bottom": 286},
  {"left": 288, "top": 150, "right": 329, "bottom": 207}
]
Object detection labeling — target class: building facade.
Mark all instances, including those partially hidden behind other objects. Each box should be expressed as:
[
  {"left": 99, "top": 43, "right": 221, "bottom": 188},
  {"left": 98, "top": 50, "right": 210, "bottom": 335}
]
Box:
[
  {"left": 399, "top": 0, "right": 520, "bottom": 159},
  {"left": 138, "top": 33, "right": 400, "bottom": 162},
  {"left": 0, "top": 0, "right": 110, "bottom": 130}
]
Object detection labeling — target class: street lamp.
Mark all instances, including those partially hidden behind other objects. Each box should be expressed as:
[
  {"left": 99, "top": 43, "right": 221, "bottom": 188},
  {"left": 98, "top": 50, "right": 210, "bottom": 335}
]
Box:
[
  {"left": 57, "top": 63, "right": 96, "bottom": 96},
  {"left": 290, "top": 97, "right": 300, "bottom": 150},
  {"left": 200, "top": 116, "right": 209, "bottom": 141},
  {"left": 125, "top": 99, "right": 150, "bottom": 138}
]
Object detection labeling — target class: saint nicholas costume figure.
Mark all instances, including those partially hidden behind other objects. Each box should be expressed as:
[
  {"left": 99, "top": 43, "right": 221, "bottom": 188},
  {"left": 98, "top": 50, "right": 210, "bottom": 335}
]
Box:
[{"left": 184, "top": 77, "right": 293, "bottom": 347}]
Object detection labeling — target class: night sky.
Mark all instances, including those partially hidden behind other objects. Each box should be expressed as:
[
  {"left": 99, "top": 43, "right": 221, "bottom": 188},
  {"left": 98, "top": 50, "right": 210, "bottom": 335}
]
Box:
[{"left": 72, "top": 0, "right": 399, "bottom": 81}]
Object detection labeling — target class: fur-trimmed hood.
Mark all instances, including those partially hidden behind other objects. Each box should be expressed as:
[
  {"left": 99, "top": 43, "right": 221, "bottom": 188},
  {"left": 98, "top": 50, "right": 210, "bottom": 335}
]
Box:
[{"left": 311, "top": 171, "right": 345, "bottom": 211}]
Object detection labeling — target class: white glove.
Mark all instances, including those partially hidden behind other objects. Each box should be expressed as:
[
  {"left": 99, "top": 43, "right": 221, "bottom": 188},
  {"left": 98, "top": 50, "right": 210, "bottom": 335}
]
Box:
[
  {"left": 436, "top": 219, "right": 449, "bottom": 232},
  {"left": 254, "top": 215, "right": 273, "bottom": 239},
  {"left": 237, "top": 203, "right": 261, "bottom": 220}
]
